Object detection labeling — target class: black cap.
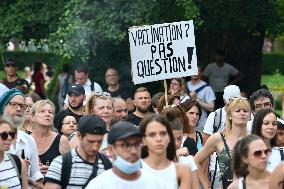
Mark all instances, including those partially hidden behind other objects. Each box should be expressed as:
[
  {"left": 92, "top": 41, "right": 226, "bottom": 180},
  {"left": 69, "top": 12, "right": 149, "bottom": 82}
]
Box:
[
  {"left": 67, "top": 84, "right": 85, "bottom": 95},
  {"left": 108, "top": 121, "right": 141, "bottom": 144},
  {"left": 4, "top": 59, "right": 16, "bottom": 67},
  {"left": 78, "top": 115, "right": 106, "bottom": 135}
]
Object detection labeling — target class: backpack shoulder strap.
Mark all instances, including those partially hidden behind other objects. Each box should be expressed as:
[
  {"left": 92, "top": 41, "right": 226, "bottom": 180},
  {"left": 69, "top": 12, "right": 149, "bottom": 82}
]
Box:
[
  {"left": 213, "top": 108, "right": 222, "bottom": 133},
  {"left": 280, "top": 148, "right": 284, "bottom": 161},
  {"left": 90, "top": 81, "right": 94, "bottom": 91},
  {"left": 61, "top": 151, "right": 72, "bottom": 189},
  {"left": 97, "top": 152, "right": 112, "bottom": 170},
  {"left": 7, "top": 153, "right": 22, "bottom": 186}
]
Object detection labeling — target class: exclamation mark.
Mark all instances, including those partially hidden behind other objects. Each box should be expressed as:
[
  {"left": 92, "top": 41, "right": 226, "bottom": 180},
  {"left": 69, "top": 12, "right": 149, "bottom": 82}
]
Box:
[{"left": 187, "top": 47, "right": 194, "bottom": 69}]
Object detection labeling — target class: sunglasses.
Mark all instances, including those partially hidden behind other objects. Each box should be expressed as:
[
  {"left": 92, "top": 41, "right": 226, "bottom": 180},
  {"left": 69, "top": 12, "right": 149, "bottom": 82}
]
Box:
[
  {"left": 0, "top": 132, "right": 16, "bottom": 140},
  {"left": 252, "top": 149, "right": 271, "bottom": 158}
]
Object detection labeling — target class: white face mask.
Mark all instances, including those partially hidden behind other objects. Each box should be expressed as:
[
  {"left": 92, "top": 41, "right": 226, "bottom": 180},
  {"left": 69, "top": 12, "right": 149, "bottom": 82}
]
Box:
[{"left": 113, "top": 155, "right": 141, "bottom": 174}]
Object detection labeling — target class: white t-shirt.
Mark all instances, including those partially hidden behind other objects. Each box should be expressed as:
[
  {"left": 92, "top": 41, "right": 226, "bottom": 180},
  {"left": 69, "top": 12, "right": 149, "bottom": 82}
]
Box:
[
  {"left": 64, "top": 78, "right": 103, "bottom": 105},
  {"left": 179, "top": 155, "right": 198, "bottom": 171},
  {"left": 203, "top": 63, "right": 239, "bottom": 92},
  {"left": 85, "top": 169, "right": 165, "bottom": 189},
  {"left": 267, "top": 147, "right": 284, "bottom": 172},
  {"left": 187, "top": 80, "right": 216, "bottom": 129},
  {"left": 203, "top": 107, "right": 227, "bottom": 136}
]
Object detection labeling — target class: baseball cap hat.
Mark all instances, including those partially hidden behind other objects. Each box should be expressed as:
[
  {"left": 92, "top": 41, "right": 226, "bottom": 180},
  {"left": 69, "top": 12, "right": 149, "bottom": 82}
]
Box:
[
  {"left": 108, "top": 121, "right": 142, "bottom": 144},
  {"left": 78, "top": 115, "right": 106, "bottom": 135},
  {"left": 4, "top": 58, "right": 16, "bottom": 67},
  {"left": 223, "top": 85, "right": 241, "bottom": 104},
  {"left": 67, "top": 84, "right": 85, "bottom": 96}
]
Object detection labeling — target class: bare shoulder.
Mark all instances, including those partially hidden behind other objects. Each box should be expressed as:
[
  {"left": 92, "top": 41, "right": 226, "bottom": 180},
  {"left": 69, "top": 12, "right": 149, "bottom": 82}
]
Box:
[
  {"left": 227, "top": 179, "right": 239, "bottom": 189},
  {"left": 175, "top": 162, "right": 190, "bottom": 176}
]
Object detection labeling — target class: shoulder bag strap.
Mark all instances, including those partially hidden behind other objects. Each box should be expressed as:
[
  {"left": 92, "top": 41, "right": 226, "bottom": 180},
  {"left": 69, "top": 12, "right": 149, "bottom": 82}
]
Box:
[
  {"left": 82, "top": 153, "right": 100, "bottom": 188},
  {"left": 195, "top": 83, "right": 209, "bottom": 93},
  {"left": 220, "top": 133, "right": 231, "bottom": 159},
  {"left": 7, "top": 154, "right": 22, "bottom": 186},
  {"left": 61, "top": 151, "right": 72, "bottom": 189}
]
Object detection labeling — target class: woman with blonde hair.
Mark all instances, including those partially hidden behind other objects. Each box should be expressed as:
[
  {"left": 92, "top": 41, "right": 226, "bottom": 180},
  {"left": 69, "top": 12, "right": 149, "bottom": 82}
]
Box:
[
  {"left": 31, "top": 100, "right": 70, "bottom": 176},
  {"left": 194, "top": 97, "right": 250, "bottom": 188},
  {"left": 70, "top": 92, "right": 113, "bottom": 150}
]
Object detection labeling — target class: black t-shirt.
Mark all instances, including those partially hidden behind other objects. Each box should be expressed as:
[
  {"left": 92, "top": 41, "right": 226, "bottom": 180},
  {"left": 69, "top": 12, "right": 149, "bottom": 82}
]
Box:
[
  {"left": 183, "top": 137, "right": 198, "bottom": 156},
  {"left": 126, "top": 113, "right": 143, "bottom": 126},
  {"left": 105, "top": 86, "right": 133, "bottom": 100},
  {"left": 54, "top": 108, "right": 83, "bottom": 132}
]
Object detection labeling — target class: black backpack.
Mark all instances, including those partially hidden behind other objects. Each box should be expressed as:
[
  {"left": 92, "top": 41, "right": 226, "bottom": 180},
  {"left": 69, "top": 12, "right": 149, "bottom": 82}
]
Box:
[{"left": 60, "top": 151, "right": 112, "bottom": 189}]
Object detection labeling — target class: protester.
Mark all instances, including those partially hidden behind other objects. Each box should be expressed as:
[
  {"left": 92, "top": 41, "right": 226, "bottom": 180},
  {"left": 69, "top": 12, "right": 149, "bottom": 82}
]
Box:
[
  {"left": 31, "top": 100, "right": 70, "bottom": 176},
  {"left": 127, "top": 87, "right": 151, "bottom": 126},
  {"left": 54, "top": 84, "right": 85, "bottom": 131},
  {"left": 45, "top": 115, "right": 112, "bottom": 188},
  {"left": 140, "top": 114, "right": 191, "bottom": 189},
  {"left": 201, "top": 85, "right": 241, "bottom": 188},
  {"left": 164, "top": 112, "right": 200, "bottom": 189},
  {"left": 228, "top": 135, "right": 270, "bottom": 189},
  {"left": 0, "top": 119, "right": 28, "bottom": 189},
  {"left": 194, "top": 97, "right": 250, "bottom": 189},
  {"left": 24, "top": 66, "right": 32, "bottom": 84},
  {"left": 1, "top": 58, "right": 29, "bottom": 94},
  {"left": 151, "top": 92, "right": 164, "bottom": 113},
  {"left": 169, "top": 78, "right": 190, "bottom": 103},
  {"left": 86, "top": 120, "right": 165, "bottom": 188},
  {"left": 70, "top": 92, "right": 113, "bottom": 149},
  {"left": 161, "top": 105, "right": 196, "bottom": 156},
  {"left": 32, "top": 60, "right": 46, "bottom": 99},
  {"left": 59, "top": 115, "right": 77, "bottom": 140},
  {"left": 112, "top": 97, "right": 128, "bottom": 123},
  {"left": 276, "top": 121, "right": 284, "bottom": 147},
  {"left": 52, "top": 64, "right": 72, "bottom": 110},
  {"left": 181, "top": 99, "right": 203, "bottom": 152},
  {"left": 21, "top": 93, "right": 41, "bottom": 134},
  {"left": 0, "top": 89, "right": 44, "bottom": 185},
  {"left": 248, "top": 88, "right": 284, "bottom": 133},
  {"left": 203, "top": 49, "right": 243, "bottom": 108},
  {"left": 86, "top": 92, "right": 113, "bottom": 130},
  {"left": 187, "top": 66, "right": 216, "bottom": 129},
  {"left": 251, "top": 109, "right": 281, "bottom": 172},
  {"left": 104, "top": 68, "right": 135, "bottom": 111},
  {"left": 156, "top": 94, "right": 180, "bottom": 113},
  {"left": 63, "top": 64, "right": 103, "bottom": 106}
]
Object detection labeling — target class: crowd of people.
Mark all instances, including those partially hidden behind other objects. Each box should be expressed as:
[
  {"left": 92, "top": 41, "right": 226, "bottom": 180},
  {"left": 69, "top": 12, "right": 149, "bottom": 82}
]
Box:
[{"left": 1, "top": 51, "right": 284, "bottom": 189}]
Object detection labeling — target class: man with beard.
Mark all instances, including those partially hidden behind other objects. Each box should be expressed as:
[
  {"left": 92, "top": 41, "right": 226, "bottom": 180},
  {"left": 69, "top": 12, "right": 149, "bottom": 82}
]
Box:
[
  {"left": 112, "top": 97, "right": 128, "bottom": 124},
  {"left": 54, "top": 84, "right": 85, "bottom": 131},
  {"left": 127, "top": 87, "right": 151, "bottom": 126},
  {"left": 0, "top": 88, "right": 43, "bottom": 185}
]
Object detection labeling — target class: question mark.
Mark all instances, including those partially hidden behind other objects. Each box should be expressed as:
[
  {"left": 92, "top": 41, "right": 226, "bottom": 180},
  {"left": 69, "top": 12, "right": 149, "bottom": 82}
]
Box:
[{"left": 185, "top": 24, "right": 190, "bottom": 37}]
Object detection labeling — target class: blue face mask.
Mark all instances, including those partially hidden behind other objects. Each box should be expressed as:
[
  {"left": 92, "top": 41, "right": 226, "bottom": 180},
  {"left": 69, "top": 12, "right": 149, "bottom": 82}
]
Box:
[{"left": 113, "top": 156, "right": 141, "bottom": 174}]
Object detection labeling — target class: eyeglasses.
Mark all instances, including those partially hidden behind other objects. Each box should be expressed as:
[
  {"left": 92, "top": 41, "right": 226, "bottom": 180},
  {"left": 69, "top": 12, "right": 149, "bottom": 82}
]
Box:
[
  {"left": 114, "top": 142, "right": 142, "bottom": 151},
  {"left": 254, "top": 102, "right": 272, "bottom": 109},
  {"left": 62, "top": 121, "right": 77, "bottom": 125},
  {"left": 26, "top": 104, "right": 33, "bottom": 109},
  {"left": 9, "top": 102, "right": 27, "bottom": 110},
  {"left": 252, "top": 149, "right": 271, "bottom": 158},
  {"left": 0, "top": 132, "right": 16, "bottom": 140}
]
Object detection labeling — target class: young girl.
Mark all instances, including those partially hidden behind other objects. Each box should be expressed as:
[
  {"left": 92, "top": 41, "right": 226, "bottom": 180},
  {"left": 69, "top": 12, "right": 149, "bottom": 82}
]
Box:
[{"left": 140, "top": 114, "right": 191, "bottom": 189}]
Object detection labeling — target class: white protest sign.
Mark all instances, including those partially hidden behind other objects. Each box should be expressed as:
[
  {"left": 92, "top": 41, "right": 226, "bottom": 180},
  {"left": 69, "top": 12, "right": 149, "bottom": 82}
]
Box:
[{"left": 129, "top": 20, "right": 197, "bottom": 85}]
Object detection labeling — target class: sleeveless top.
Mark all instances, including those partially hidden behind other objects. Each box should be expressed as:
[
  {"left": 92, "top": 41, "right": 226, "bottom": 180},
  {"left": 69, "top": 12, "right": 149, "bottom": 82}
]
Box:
[
  {"left": 0, "top": 154, "right": 21, "bottom": 189},
  {"left": 217, "top": 133, "right": 233, "bottom": 189},
  {"left": 141, "top": 160, "right": 179, "bottom": 189},
  {"left": 238, "top": 177, "right": 246, "bottom": 189},
  {"left": 39, "top": 134, "right": 61, "bottom": 165}
]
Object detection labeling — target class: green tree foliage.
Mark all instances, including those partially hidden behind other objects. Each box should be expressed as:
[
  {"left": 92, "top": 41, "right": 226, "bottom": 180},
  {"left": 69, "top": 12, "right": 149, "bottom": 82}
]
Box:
[{"left": 0, "top": 0, "right": 67, "bottom": 42}]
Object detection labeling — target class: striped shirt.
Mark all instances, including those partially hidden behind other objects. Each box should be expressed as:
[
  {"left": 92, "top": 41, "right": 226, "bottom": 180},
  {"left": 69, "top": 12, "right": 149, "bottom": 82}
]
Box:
[
  {"left": 45, "top": 148, "right": 106, "bottom": 188},
  {"left": 0, "top": 154, "right": 21, "bottom": 189}
]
